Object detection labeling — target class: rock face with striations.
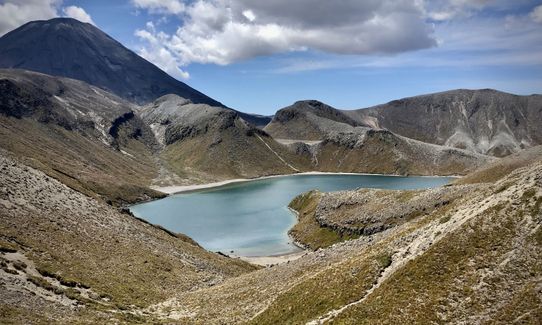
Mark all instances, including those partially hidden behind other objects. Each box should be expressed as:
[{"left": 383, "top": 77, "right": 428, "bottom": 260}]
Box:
[
  {"left": 265, "top": 90, "right": 542, "bottom": 157},
  {"left": 351, "top": 89, "right": 542, "bottom": 156}
]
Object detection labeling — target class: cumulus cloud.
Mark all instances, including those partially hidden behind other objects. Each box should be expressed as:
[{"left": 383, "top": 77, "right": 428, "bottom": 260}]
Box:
[
  {"left": 0, "top": 1, "right": 97, "bottom": 35},
  {"left": 135, "top": 0, "right": 437, "bottom": 68},
  {"left": 0, "top": 0, "right": 59, "bottom": 35},
  {"left": 135, "top": 26, "right": 190, "bottom": 79},
  {"left": 531, "top": 4, "right": 542, "bottom": 23},
  {"left": 131, "top": 0, "right": 185, "bottom": 15},
  {"left": 63, "top": 6, "right": 95, "bottom": 25}
]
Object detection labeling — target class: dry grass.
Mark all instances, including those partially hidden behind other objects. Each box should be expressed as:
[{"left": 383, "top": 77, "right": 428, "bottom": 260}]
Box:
[{"left": 0, "top": 116, "right": 163, "bottom": 205}]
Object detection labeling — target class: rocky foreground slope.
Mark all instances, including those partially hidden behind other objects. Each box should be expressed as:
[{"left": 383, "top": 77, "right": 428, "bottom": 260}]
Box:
[
  {"left": 144, "top": 146, "right": 542, "bottom": 324},
  {"left": 0, "top": 151, "right": 257, "bottom": 323}
]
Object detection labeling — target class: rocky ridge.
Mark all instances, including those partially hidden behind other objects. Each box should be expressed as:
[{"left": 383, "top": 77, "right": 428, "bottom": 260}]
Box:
[
  {"left": 266, "top": 90, "right": 542, "bottom": 157},
  {"left": 0, "top": 69, "right": 163, "bottom": 204}
]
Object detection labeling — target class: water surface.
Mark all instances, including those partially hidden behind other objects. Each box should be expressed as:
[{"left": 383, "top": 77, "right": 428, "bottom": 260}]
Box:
[{"left": 130, "top": 174, "right": 452, "bottom": 256}]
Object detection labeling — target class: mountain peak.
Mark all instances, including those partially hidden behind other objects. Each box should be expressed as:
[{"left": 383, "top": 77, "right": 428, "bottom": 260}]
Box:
[{"left": 0, "top": 18, "right": 223, "bottom": 107}]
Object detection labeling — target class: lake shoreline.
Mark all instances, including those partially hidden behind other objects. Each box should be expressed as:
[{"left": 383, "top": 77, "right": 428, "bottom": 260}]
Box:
[
  {"left": 231, "top": 249, "right": 308, "bottom": 266},
  {"left": 152, "top": 171, "right": 460, "bottom": 195},
  {"left": 134, "top": 173, "right": 455, "bottom": 264}
]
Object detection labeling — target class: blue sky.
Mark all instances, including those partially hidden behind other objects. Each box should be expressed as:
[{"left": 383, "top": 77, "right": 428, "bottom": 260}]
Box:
[{"left": 1, "top": 0, "right": 541, "bottom": 115}]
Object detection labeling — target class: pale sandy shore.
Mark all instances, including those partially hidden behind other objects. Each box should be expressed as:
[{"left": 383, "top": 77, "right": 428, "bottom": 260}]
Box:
[
  {"left": 151, "top": 171, "right": 457, "bottom": 194},
  {"left": 233, "top": 250, "right": 307, "bottom": 266}
]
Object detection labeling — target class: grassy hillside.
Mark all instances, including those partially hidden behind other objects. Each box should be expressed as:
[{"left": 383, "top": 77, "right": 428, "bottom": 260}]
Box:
[
  {"left": 0, "top": 70, "right": 163, "bottom": 205},
  {"left": 290, "top": 129, "right": 494, "bottom": 176},
  {"left": 148, "top": 146, "right": 542, "bottom": 324},
  {"left": 0, "top": 153, "right": 257, "bottom": 323},
  {"left": 138, "top": 95, "right": 311, "bottom": 184}
]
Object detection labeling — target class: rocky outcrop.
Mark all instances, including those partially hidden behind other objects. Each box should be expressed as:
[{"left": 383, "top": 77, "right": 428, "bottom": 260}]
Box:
[{"left": 265, "top": 100, "right": 361, "bottom": 140}]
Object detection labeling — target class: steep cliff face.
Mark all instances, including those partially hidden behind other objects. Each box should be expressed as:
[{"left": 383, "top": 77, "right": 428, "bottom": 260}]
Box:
[{"left": 353, "top": 89, "right": 542, "bottom": 156}]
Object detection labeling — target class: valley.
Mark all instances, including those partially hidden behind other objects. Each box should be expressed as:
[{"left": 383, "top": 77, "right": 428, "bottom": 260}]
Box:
[{"left": 0, "top": 16, "right": 541, "bottom": 325}]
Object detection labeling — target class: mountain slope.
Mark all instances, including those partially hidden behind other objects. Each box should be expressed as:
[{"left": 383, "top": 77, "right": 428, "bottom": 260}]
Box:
[
  {"left": 0, "top": 69, "right": 162, "bottom": 204},
  {"left": 267, "top": 100, "right": 493, "bottom": 176},
  {"left": 0, "top": 18, "right": 273, "bottom": 127},
  {"left": 137, "top": 95, "right": 310, "bottom": 184},
  {"left": 266, "top": 91, "right": 542, "bottom": 157},
  {"left": 0, "top": 152, "right": 257, "bottom": 323},
  {"left": 0, "top": 18, "right": 221, "bottom": 107},
  {"left": 309, "top": 128, "right": 493, "bottom": 176},
  {"left": 351, "top": 89, "right": 542, "bottom": 156}
]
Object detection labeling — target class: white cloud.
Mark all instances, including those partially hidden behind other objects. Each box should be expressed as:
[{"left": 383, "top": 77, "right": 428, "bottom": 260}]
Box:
[
  {"left": 421, "top": 0, "right": 531, "bottom": 21},
  {"left": 275, "top": 11, "right": 542, "bottom": 74},
  {"left": 132, "top": 0, "right": 541, "bottom": 80},
  {"left": 63, "top": 6, "right": 95, "bottom": 25},
  {"left": 131, "top": 0, "right": 185, "bottom": 15},
  {"left": 0, "top": 0, "right": 59, "bottom": 35},
  {"left": 135, "top": 27, "right": 190, "bottom": 79},
  {"left": 242, "top": 10, "right": 256, "bottom": 22},
  {"left": 530, "top": 4, "right": 542, "bottom": 23},
  {"left": 135, "top": 0, "right": 437, "bottom": 67}
]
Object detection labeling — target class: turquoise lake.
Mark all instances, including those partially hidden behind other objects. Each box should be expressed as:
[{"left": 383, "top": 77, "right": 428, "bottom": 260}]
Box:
[{"left": 130, "top": 174, "right": 453, "bottom": 257}]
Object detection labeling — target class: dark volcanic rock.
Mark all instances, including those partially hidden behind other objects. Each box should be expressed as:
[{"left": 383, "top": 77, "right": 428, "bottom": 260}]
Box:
[
  {"left": 0, "top": 18, "right": 273, "bottom": 128},
  {"left": 0, "top": 69, "right": 157, "bottom": 149},
  {"left": 0, "top": 18, "right": 221, "bottom": 107}
]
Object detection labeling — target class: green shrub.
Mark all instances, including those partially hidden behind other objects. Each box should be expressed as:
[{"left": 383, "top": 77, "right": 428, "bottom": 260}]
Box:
[
  {"left": 376, "top": 253, "right": 393, "bottom": 268},
  {"left": 439, "top": 215, "right": 451, "bottom": 224}
]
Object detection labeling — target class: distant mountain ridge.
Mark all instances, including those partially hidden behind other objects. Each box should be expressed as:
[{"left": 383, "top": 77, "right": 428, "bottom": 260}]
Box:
[
  {"left": 266, "top": 89, "right": 542, "bottom": 156},
  {"left": 353, "top": 89, "right": 542, "bottom": 156}
]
